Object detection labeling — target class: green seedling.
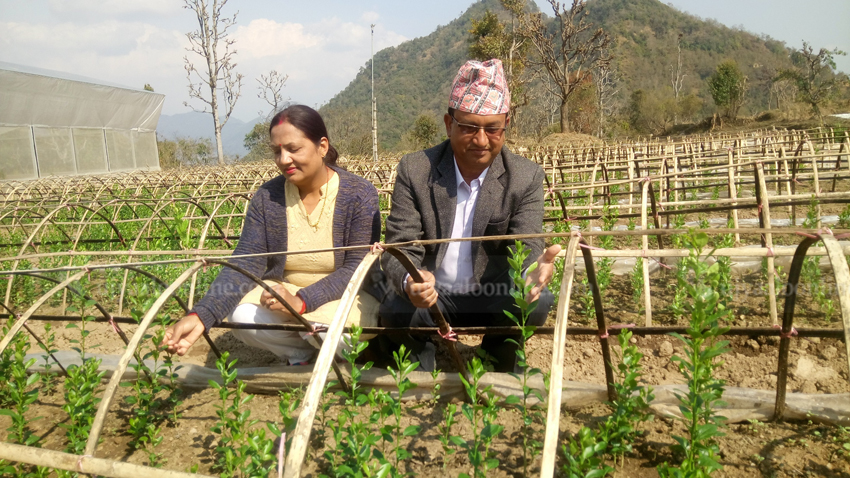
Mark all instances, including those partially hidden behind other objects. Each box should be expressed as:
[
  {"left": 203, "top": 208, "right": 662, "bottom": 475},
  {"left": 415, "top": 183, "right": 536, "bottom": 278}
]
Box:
[
  {"left": 387, "top": 345, "right": 420, "bottom": 470},
  {"left": 437, "top": 403, "right": 458, "bottom": 469},
  {"left": 561, "top": 426, "right": 614, "bottom": 478},
  {"left": 122, "top": 312, "right": 182, "bottom": 466},
  {"left": 326, "top": 327, "right": 390, "bottom": 477},
  {"left": 61, "top": 353, "right": 105, "bottom": 455},
  {"left": 455, "top": 357, "right": 504, "bottom": 478},
  {"left": 504, "top": 240, "right": 545, "bottom": 476},
  {"left": 560, "top": 329, "right": 653, "bottom": 477},
  {"left": 658, "top": 230, "right": 730, "bottom": 478},
  {"left": 0, "top": 334, "right": 42, "bottom": 446},
  {"left": 37, "top": 322, "right": 58, "bottom": 395},
  {"left": 268, "top": 389, "right": 302, "bottom": 467},
  {"left": 601, "top": 330, "right": 654, "bottom": 461},
  {"left": 430, "top": 368, "right": 441, "bottom": 404},
  {"left": 209, "top": 351, "right": 276, "bottom": 478}
]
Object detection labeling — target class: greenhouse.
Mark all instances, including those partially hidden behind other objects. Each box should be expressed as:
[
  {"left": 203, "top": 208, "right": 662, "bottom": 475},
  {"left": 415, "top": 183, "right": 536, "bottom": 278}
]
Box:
[{"left": 0, "top": 62, "right": 164, "bottom": 180}]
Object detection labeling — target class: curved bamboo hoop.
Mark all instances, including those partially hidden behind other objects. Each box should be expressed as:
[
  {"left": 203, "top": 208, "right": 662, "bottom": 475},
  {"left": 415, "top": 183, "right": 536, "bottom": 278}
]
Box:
[
  {"left": 84, "top": 262, "right": 203, "bottom": 457},
  {"left": 819, "top": 234, "right": 850, "bottom": 388},
  {"left": 3, "top": 204, "right": 78, "bottom": 307},
  {"left": 283, "top": 252, "right": 380, "bottom": 478},
  {"left": 773, "top": 232, "right": 850, "bottom": 419},
  {"left": 0, "top": 270, "right": 87, "bottom": 355},
  {"left": 540, "top": 235, "right": 580, "bottom": 478},
  {"left": 0, "top": 441, "right": 212, "bottom": 478},
  {"left": 186, "top": 193, "right": 247, "bottom": 309}
]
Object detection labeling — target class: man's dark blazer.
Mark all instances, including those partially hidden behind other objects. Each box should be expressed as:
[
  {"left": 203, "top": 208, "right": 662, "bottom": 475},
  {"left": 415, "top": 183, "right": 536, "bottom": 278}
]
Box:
[{"left": 382, "top": 139, "right": 545, "bottom": 296}]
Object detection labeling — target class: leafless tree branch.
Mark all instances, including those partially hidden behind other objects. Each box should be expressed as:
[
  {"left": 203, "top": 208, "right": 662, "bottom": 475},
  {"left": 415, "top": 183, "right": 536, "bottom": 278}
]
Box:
[{"left": 182, "top": 0, "right": 243, "bottom": 165}]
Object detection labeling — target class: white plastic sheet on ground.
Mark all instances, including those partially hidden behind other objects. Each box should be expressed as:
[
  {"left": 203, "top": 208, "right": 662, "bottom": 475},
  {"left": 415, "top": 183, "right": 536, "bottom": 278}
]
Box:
[{"left": 29, "top": 352, "right": 850, "bottom": 427}]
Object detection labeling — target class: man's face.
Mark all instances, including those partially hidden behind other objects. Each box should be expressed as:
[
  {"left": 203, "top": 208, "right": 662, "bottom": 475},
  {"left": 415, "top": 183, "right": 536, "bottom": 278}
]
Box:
[{"left": 443, "top": 109, "right": 508, "bottom": 173}]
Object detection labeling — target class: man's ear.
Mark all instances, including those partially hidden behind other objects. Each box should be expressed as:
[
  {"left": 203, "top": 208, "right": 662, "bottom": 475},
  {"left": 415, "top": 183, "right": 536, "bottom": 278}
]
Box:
[{"left": 443, "top": 113, "right": 453, "bottom": 137}]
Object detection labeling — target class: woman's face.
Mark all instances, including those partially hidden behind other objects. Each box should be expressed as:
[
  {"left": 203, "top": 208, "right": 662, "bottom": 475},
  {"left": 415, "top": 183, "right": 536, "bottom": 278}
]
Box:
[{"left": 270, "top": 120, "right": 329, "bottom": 187}]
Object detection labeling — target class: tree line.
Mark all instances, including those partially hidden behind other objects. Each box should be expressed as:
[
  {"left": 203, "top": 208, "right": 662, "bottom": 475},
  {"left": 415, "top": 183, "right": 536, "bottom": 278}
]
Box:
[{"left": 159, "top": 0, "right": 849, "bottom": 168}]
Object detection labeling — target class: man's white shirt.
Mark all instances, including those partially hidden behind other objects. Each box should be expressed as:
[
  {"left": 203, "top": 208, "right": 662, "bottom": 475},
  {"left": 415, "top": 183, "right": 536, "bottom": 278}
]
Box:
[
  {"left": 433, "top": 158, "right": 489, "bottom": 293},
  {"left": 404, "top": 157, "right": 488, "bottom": 295}
]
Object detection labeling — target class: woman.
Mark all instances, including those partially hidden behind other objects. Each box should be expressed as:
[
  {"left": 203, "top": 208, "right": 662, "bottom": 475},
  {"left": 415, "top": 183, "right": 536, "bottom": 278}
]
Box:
[{"left": 164, "top": 105, "right": 381, "bottom": 364}]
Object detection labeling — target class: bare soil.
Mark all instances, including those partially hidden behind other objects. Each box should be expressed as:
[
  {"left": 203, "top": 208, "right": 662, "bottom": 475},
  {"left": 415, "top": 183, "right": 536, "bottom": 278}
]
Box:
[{"left": 2, "top": 256, "right": 849, "bottom": 477}]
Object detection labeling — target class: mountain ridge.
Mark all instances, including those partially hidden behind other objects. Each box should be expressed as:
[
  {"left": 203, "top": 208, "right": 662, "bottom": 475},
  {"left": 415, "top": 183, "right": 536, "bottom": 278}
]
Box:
[
  {"left": 321, "top": 0, "right": 795, "bottom": 150},
  {"left": 156, "top": 112, "right": 263, "bottom": 157}
]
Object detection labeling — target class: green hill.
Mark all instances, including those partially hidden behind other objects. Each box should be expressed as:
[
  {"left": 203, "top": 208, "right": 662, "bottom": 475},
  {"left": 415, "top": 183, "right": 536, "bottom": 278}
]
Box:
[{"left": 321, "top": 0, "right": 795, "bottom": 151}]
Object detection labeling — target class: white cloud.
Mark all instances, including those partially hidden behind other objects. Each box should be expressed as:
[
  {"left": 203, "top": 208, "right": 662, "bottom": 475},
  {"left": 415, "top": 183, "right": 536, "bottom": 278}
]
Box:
[
  {"left": 0, "top": 10, "right": 410, "bottom": 120},
  {"left": 48, "top": 0, "right": 181, "bottom": 17},
  {"left": 361, "top": 11, "right": 380, "bottom": 23},
  {"left": 0, "top": 19, "right": 186, "bottom": 96},
  {"left": 233, "top": 19, "right": 322, "bottom": 58},
  {"left": 0, "top": 21, "right": 147, "bottom": 56}
]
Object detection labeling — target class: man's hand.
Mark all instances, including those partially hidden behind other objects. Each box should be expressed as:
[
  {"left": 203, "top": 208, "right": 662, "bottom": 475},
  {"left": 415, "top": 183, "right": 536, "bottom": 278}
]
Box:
[
  {"left": 164, "top": 314, "right": 205, "bottom": 356},
  {"left": 260, "top": 283, "right": 303, "bottom": 314},
  {"left": 404, "top": 269, "right": 438, "bottom": 309},
  {"left": 526, "top": 244, "right": 562, "bottom": 302}
]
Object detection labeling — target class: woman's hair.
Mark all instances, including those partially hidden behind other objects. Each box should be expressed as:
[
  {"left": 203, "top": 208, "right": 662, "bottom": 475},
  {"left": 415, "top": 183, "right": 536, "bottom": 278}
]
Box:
[{"left": 269, "top": 104, "right": 338, "bottom": 166}]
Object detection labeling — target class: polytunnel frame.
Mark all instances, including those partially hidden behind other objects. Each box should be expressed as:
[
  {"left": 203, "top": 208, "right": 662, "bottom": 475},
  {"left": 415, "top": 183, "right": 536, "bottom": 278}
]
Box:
[
  {"left": 2, "top": 228, "right": 848, "bottom": 478},
  {"left": 3, "top": 202, "right": 127, "bottom": 307},
  {"left": 186, "top": 192, "right": 250, "bottom": 310},
  {"left": 1, "top": 126, "right": 849, "bottom": 475},
  {"left": 115, "top": 197, "right": 229, "bottom": 315},
  {"left": 0, "top": 251, "right": 361, "bottom": 477},
  {"left": 1, "top": 262, "right": 227, "bottom": 377}
]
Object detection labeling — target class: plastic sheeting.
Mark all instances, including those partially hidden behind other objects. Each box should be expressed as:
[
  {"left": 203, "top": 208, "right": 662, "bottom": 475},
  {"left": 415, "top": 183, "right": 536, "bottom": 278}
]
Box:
[
  {"left": 0, "top": 62, "right": 164, "bottom": 179},
  {"left": 28, "top": 352, "right": 850, "bottom": 427}
]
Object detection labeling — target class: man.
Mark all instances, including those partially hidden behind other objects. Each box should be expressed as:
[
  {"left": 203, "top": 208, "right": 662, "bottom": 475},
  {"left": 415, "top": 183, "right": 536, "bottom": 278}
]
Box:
[{"left": 379, "top": 59, "right": 561, "bottom": 373}]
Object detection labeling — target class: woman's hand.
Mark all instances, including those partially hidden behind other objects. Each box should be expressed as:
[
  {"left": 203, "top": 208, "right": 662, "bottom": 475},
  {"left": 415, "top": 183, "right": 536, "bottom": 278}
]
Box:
[
  {"left": 260, "top": 284, "right": 304, "bottom": 314},
  {"left": 164, "top": 314, "right": 205, "bottom": 356}
]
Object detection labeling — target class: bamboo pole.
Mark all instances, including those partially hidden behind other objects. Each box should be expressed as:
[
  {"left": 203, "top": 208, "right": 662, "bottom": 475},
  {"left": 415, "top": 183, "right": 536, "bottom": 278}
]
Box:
[
  {"left": 587, "top": 161, "right": 600, "bottom": 246},
  {"left": 754, "top": 162, "right": 778, "bottom": 324},
  {"left": 820, "top": 234, "right": 850, "bottom": 388},
  {"left": 641, "top": 180, "right": 652, "bottom": 326},
  {"left": 727, "top": 150, "right": 740, "bottom": 244},
  {"left": 84, "top": 263, "right": 204, "bottom": 457},
  {"left": 808, "top": 140, "right": 823, "bottom": 228},
  {"left": 540, "top": 236, "right": 580, "bottom": 478},
  {"left": 0, "top": 442, "right": 213, "bottom": 478},
  {"left": 284, "top": 253, "right": 380, "bottom": 478}
]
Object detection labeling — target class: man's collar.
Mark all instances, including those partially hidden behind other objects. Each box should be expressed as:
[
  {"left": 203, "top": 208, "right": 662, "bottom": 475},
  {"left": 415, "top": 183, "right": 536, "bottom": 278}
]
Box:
[{"left": 452, "top": 155, "right": 489, "bottom": 187}]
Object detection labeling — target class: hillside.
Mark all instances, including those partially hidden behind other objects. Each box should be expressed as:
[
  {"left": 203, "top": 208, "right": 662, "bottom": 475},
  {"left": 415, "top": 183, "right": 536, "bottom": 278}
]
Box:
[
  {"left": 320, "top": 0, "right": 505, "bottom": 153},
  {"left": 588, "top": 0, "right": 791, "bottom": 114},
  {"left": 320, "top": 0, "right": 796, "bottom": 151}
]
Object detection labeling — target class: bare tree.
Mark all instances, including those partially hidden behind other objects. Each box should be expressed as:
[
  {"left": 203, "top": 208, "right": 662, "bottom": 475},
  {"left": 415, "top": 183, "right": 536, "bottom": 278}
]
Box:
[
  {"left": 257, "top": 70, "right": 289, "bottom": 118},
  {"left": 183, "top": 0, "right": 243, "bottom": 166},
  {"left": 670, "top": 33, "right": 686, "bottom": 125},
  {"left": 468, "top": 1, "right": 531, "bottom": 121},
  {"left": 776, "top": 42, "right": 847, "bottom": 120},
  {"left": 519, "top": 0, "right": 611, "bottom": 133},
  {"left": 594, "top": 56, "right": 617, "bottom": 138}
]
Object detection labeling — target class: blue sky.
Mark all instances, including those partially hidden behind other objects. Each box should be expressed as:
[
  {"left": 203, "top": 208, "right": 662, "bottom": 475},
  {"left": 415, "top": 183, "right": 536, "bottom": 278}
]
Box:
[{"left": 1, "top": 0, "right": 847, "bottom": 122}]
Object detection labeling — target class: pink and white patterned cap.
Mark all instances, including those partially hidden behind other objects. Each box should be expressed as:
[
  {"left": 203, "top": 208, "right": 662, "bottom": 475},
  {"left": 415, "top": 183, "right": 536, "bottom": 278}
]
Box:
[{"left": 448, "top": 59, "right": 511, "bottom": 115}]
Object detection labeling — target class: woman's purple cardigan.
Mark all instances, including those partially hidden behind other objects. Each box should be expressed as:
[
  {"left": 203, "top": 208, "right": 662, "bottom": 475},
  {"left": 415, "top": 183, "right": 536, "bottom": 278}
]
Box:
[{"left": 190, "top": 165, "right": 381, "bottom": 330}]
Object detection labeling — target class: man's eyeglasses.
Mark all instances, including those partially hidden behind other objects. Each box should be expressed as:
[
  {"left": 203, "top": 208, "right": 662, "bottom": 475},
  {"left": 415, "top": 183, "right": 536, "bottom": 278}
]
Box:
[{"left": 450, "top": 113, "right": 506, "bottom": 137}]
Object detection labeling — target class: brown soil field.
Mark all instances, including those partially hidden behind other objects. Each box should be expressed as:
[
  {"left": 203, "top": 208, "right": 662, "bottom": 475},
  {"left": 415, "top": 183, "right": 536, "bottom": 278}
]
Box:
[{"left": 3, "top": 262, "right": 849, "bottom": 477}]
